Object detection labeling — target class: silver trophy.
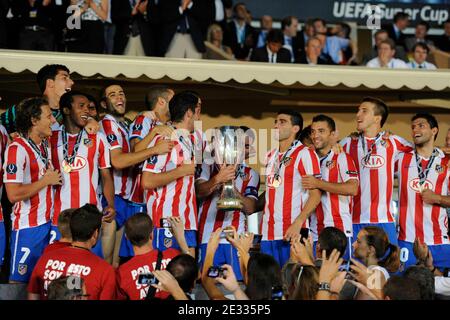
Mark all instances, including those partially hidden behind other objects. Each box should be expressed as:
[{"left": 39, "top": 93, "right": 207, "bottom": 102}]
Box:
[{"left": 213, "top": 126, "right": 246, "bottom": 211}]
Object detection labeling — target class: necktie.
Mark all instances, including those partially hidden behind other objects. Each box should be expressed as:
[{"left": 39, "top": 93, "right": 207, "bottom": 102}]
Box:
[{"left": 419, "top": 64, "right": 423, "bottom": 69}]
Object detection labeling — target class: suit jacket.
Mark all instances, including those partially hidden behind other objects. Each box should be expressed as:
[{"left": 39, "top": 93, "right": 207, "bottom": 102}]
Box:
[
  {"left": 298, "top": 52, "right": 332, "bottom": 65},
  {"left": 435, "top": 34, "right": 450, "bottom": 52},
  {"left": 224, "top": 20, "right": 256, "bottom": 60},
  {"left": 404, "top": 37, "right": 434, "bottom": 52},
  {"left": 205, "top": 0, "right": 232, "bottom": 29},
  {"left": 250, "top": 46, "right": 291, "bottom": 63},
  {"left": 283, "top": 31, "right": 305, "bottom": 63},
  {"left": 383, "top": 23, "right": 407, "bottom": 49},
  {"left": 159, "top": 0, "right": 207, "bottom": 55}
]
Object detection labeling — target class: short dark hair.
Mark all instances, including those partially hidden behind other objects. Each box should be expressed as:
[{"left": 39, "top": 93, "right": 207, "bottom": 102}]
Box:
[
  {"left": 166, "top": 254, "right": 198, "bottom": 293},
  {"left": 36, "top": 64, "right": 70, "bottom": 94},
  {"left": 379, "top": 38, "right": 396, "bottom": 50},
  {"left": 318, "top": 227, "right": 348, "bottom": 259},
  {"left": 412, "top": 42, "right": 430, "bottom": 54},
  {"left": 58, "top": 208, "right": 75, "bottom": 240},
  {"left": 169, "top": 92, "right": 198, "bottom": 123},
  {"left": 16, "top": 97, "right": 49, "bottom": 136},
  {"left": 267, "top": 29, "right": 284, "bottom": 44},
  {"left": 417, "top": 20, "right": 430, "bottom": 31},
  {"left": 70, "top": 204, "right": 102, "bottom": 242},
  {"left": 281, "top": 16, "right": 296, "bottom": 31},
  {"left": 404, "top": 266, "right": 435, "bottom": 300},
  {"left": 125, "top": 213, "right": 153, "bottom": 247},
  {"left": 312, "top": 18, "right": 326, "bottom": 28},
  {"left": 393, "top": 12, "right": 410, "bottom": 23},
  {"left": 361, "top": 97, "right": 389, "bottom": 127},
  {"left": 312, "top": 114, "right": 336, "bottom": 132},
  {"left": 233, "top": 2, "right": 246, "bottom": 14},
  {"left": 374, "top": 29, "right": 388, "bottom": 37},
  {"left": 383, "top": 276, "right": 421, "bottom": 300},
  {"left": 144, "top": 86, "right": 172, "bottom": 110},
  {"left": 47, "top": 276, "right": 85, "bottom": 300},
  {"left": 411, "top": 112, "right": 439, "bottom": 140},
  {"left": 246, "top": 253, "right": 282, "bottom": 300},
  {"left": 277, "top": 109, "right": 303, "bottom": 131},
  {"left": 337, "top": 22, "right": 351, "bottom": 38},
  {"left": 298, "top": 125, "right": 311, "bottom": 145},
  {"left": 59, "top": 91, "right": 88, "bottom": 115}
]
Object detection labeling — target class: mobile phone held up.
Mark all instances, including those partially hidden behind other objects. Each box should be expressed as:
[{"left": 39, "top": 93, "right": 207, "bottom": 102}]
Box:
[
  {"left": 160, "top": 218, "right": 171, "bottom": 228},
  {"left": 138, "top": 273, "right": 159, "bottom": 285},
  {"left": 207, "top": 266, "right": 225, "bottom": 278}
]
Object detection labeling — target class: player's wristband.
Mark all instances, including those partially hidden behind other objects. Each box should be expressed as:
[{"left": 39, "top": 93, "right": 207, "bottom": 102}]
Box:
[{"left": 318, "top": 282, "right": 330, "bottom": 291}]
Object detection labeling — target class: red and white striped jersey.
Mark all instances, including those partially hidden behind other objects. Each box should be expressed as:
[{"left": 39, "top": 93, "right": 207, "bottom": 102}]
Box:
[
  {"left": 263, "top": 140, "right": 321, "bottom": 241},
  {"left": 340, "top": 134, "right": 413, "bottom": 224},
  {"left": 3, "top": 136, "right": 52, "bottom": 230},
  {"left": 309, "top": 151, "right": 359, "bottom": 241},
  {"left": 49, "top": 129, "right": 110, "bottom": 225},
  {"left": 197, "top": 163, "right": 260, "bottom": 244},
  {"left": 128, "top": 116, "right": 160, "bottom": 204},
  {"left": 142, "top": 134, "right": 197, "bottom": 230},
  {"left": 396, "top": 150, "right": 449, "bottom": 245},
  {"left": 100, "top": 114, "right": 132, "bottom": 199},
  {"left": 0, "top": 124, "right": 8, "bottom": 222}
]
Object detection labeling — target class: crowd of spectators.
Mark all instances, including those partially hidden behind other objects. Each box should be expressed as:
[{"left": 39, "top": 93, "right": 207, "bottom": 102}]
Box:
[{"left": 1, "top": 1, "right": 449, "bottom": 69}]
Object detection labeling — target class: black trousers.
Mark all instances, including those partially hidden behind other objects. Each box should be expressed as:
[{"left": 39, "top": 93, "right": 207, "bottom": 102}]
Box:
[
  {"left": 18, "top": 29, "right": 55, "bottom": 51},
  {"left": 67, "top": 20, "right": 105, "bottom": 54}
]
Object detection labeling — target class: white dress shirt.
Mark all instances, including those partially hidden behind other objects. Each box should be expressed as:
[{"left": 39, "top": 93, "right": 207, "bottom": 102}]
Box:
[{"left": 366, "top": 57, "right": 408, "bottom": 69}]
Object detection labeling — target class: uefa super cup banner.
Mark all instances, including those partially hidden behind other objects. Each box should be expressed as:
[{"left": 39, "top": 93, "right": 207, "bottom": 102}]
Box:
[{"left": 246, "top": 0, "right": 449, "bottom": 26}]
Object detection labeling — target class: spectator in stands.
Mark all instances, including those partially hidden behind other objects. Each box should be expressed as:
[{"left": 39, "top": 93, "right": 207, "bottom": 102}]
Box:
[
  {"left": 350, "top": 226, "right": 400, "bottom": 299},
  {"left": 224, "top": 2, "right": 255, "bottom": 60},
  {"left": 255, "top": 15, "right": 273, "bottom": 49},
  {"left": 281, "top": 16, "right": 302, "bottom": 63},
  {"left": 298, "top": 37, "right": 333, "bottom": 65},
  {"left": 383, "top": 12, "right": 410, "bottom": 51},
  {"left": 406, "top": 43, "right": 437, "bottom": 70},
  {"left": 383, "top": 276, "right": 421, "bottom": 300},
  {"left": 204, "top": 23, "right": 233, "bottom": 60},
  {"left": 250, "top": 29, "right": 291, "bottom": 63},
  {"left": 117, "top": 214, "right": 191, "bottom": 300},
  {"left": 313, "top": 18, "right": 354, "bottom": 65},
  {"left": 366, "top": 39, "right": 407, "bottom": 68},
  {"left": 405, "top": 21, "right": 435, "bottom": 53},
  {"left": 435, "top": 19, "right": 450, "bottom": 52},
  {"left": 47, "top": 276, "right": 89, "bottom": 300},
  {"left": 159, "top": 0, "right": 206, "bottom": 59},
  {"left": 404, "top": 266, "right": 435, "bottom": 300},
  {"left": 205, "top": 0, "right": 233, "bottom": 34},
  {"left": 331, "top": 22, "right": 357, "bottom": 64},
  {"left": 28, "top": 204, "right": 117, "bottom": 300},
  {"left": 14, "top": 0, "right": 55, "bottom": 51},
  {"left": 68, "top": 0, "right": 108, "bottom": 54},
  {"left": 362, "top": 29, "right": 389, "bottom": 64},
  {"left": 123, "top": 0, "right": 152, "bottom": 56}
]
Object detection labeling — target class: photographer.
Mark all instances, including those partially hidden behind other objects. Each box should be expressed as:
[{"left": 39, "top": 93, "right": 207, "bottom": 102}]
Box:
[{"left": 116, "top": 214, "right": 191, "bottom": 300}]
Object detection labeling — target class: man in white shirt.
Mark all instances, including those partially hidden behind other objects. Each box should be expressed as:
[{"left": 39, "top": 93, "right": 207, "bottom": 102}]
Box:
[
  {"left": 406, "top": 43, "right": 437, "bottom": 70},
  {"left": 366, "top": 39, "right": 408, "bottom": 69}
]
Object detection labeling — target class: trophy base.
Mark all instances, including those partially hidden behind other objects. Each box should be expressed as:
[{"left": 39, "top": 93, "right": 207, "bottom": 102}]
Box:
[{"left": 217, "top": 198, "right": 243, "bottom": 211}]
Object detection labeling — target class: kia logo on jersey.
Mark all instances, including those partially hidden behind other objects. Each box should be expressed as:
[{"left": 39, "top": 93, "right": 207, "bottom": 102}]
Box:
[
  {"left": 362, "top": 155, "right": 385, "bottom": 168},
  {"left": 62, "top": 156, "right": 87, "bottom": 172},
  {"left": 409, "top": 178, "right": 434, "bottom": 193}
]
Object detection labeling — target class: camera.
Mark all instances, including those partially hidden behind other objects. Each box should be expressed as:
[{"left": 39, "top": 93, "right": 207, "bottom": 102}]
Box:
[
  {"left": 160, "top": 218, "right": 171, "bottom": 228},
  {"left": 207, "top": 266, "right": 225, "bottom": 278},
  {"left": 253, "top": 234, "right": 262, "bottom": 245},
  {"left": 138, "top": 273, "right": 159, "bottom": 285},
  {"left": 271, "top": 285, "right": 283, "bottom": 300},
  {"left": 220, "top": 229, "right": 234, "bottom": 239}
]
